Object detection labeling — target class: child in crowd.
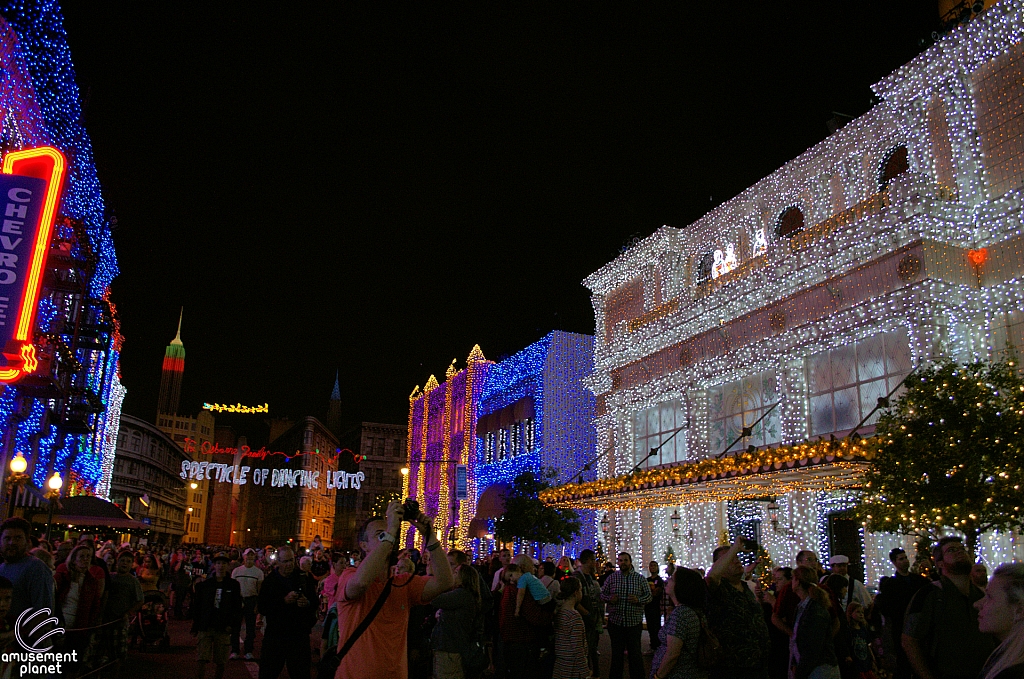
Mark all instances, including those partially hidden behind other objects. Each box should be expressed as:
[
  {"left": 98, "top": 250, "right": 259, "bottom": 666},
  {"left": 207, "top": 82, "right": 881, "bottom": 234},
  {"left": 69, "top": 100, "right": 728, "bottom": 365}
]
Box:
[
  {"left": 514, "top": 553, "right": 552, "bottom": 616},
  {"left": 846, "top": 601, "right": 879, "bottom": 679}
]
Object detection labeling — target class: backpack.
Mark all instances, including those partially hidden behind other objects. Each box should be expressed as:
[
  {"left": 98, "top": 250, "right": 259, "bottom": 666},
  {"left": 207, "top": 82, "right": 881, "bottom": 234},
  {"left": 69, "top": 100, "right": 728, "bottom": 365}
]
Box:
[{"left": 695, "top": 611, "right": 722, "bottom": 669}]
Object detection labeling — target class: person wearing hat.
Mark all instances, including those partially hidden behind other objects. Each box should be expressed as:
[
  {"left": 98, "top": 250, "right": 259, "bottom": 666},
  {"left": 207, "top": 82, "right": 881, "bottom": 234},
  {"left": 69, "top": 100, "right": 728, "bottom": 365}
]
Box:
[
  {"left": 231, "top": 548, "right": 265, "bottom": 660},
  {"left": 824, "top": 554, "right": 872, "bottom": 611},
  {"left": 192, "top": 552, "right": 243, "bottom": 679}
]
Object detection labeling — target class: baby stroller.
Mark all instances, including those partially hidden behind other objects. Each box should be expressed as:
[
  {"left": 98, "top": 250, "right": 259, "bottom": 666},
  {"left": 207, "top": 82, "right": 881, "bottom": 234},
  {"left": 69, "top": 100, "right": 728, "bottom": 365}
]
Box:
[{"left": 133, "top": 590, "right": 171, "bottom": 651}]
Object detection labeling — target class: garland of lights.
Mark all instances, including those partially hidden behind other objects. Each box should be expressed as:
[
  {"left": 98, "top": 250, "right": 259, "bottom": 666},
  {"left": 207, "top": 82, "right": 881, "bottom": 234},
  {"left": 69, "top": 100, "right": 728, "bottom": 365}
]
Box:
[{"left": 541, "top": 439, "right": 871, "bottom": 506}]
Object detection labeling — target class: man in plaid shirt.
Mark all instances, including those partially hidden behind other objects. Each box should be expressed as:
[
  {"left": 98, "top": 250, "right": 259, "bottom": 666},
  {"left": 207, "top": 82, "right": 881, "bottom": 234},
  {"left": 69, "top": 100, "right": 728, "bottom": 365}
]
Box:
[{"left": 600, "top": 552, "right": 652, "bottom": 679}]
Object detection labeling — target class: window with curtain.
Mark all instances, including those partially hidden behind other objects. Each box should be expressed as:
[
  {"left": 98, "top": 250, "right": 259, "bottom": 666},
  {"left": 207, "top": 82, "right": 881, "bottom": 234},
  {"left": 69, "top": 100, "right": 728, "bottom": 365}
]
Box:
[
  {"left": 807, "top": 329, "right": 912, "bottom": 437},
  {"left": 633, "top": 399, "right": 688, "bottom": 469},
  {"left": 708, "top": 371, "right": 781, "bottom": 455}
]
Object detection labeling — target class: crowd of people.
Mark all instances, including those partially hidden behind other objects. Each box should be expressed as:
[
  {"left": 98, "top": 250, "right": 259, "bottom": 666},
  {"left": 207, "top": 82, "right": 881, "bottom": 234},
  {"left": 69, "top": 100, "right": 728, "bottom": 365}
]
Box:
[{"left": 0, "top": 505, "right": 1022, "bottom": 679}]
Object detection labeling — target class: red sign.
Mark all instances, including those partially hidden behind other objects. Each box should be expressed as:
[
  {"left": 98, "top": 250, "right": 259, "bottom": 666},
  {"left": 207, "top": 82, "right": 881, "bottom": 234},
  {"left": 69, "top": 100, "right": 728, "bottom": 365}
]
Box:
[{"left": 0, "top": 147, "right": 66, "bottom": 383}]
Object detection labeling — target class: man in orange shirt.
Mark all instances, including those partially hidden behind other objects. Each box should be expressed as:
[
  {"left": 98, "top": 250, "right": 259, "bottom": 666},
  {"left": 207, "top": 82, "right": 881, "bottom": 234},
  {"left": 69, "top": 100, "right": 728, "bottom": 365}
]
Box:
[{"left": 335, "top": 499, "right": 454, "bottom": 679}]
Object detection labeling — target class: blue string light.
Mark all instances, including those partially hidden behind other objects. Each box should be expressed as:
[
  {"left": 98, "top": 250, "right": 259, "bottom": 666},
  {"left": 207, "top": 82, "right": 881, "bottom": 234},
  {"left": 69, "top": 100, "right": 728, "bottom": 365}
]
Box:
[
  {"left": 475, "top": 331, "right": 598, "bottom": 558},
  {"left": 0, "top": 0, "right": 120, "bottom": 494}
]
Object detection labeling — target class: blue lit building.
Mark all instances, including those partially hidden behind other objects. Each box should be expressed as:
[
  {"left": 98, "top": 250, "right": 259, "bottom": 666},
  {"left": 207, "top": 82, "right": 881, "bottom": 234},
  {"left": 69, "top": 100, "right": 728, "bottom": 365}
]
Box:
[
  {"left": 470, "top": 331, "right": 597, "bottom": 559},
  {"left": 0, "top": 0, "right": 122, "bottom": 503}
]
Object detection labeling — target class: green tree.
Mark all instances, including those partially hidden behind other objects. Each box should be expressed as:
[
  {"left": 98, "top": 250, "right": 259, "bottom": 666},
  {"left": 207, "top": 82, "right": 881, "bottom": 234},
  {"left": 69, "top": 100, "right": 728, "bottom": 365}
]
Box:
[
  {"left": 858, "top": 359, "right": 1024, "bottom": 554},
  {"left": 495, "top": 470, "right": 581, "bottom": 553}
]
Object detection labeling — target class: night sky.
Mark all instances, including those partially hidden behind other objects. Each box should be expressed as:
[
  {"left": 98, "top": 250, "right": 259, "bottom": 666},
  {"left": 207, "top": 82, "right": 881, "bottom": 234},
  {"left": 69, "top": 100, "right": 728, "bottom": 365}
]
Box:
[{"left": 58, "top": 4, "right": 938, "bottom": 442}]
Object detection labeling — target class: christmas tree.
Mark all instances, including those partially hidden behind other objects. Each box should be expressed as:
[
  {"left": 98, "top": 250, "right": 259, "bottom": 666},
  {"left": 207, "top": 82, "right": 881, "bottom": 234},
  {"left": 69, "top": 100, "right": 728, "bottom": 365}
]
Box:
[
  {"left": 753, "top": 545, "right": 775, "bottom": 593},
  {"left": 664, "top": 544, "right": 675, "bottom": 565},
  {"left": 858, "top": 359, "right": 1024, "bottom": 554}
]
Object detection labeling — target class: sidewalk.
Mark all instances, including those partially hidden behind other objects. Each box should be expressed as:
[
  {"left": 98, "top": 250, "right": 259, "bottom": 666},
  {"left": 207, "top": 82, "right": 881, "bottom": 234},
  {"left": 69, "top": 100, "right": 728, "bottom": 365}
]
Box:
[
  {"left": 126, "top": 616, "right": 654, "bottom": 679},
  {"left": 126, "top": 617, "right": 265, "bottom": 679}
]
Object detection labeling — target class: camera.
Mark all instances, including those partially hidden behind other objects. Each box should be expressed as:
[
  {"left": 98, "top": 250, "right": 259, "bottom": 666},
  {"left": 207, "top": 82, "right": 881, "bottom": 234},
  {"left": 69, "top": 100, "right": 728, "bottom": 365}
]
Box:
[{"left": 401, "top": 498, "right": 420, "bottom": 523}]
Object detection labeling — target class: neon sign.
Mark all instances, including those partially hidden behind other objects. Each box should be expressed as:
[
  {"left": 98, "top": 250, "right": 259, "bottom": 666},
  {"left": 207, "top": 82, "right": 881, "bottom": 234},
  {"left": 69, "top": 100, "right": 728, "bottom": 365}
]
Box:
[
  {"left": 178, "top": 459, "right": 364, "bottom": 491},
  {"left": 202, "top": 402, "right": 269, "bottom": 414},
  {"left": 0, "top": 147, "right": 67, "bottom": 383},
  {"left": 182, "top": 438, "right": 349, "bottom": 467}
]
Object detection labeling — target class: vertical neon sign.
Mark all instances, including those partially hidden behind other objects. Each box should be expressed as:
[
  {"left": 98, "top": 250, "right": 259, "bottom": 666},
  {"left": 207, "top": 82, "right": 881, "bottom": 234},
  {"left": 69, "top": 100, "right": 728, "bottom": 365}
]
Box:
[{"left": 0, "top": 147, "right": 67, "bottom": 383}]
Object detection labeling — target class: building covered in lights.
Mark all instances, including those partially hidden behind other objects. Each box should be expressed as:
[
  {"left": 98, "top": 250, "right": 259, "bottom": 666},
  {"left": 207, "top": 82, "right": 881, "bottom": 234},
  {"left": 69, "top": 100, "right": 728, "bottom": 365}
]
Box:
[
  {"left": 404, "top": 332, "right": 597, "bottom": 558},
  {"left": 0, "top": 1, "right": 123, "bottom": 506},
  {"left": 542, "top": 1, "right": 1024, "bottom": 586}
]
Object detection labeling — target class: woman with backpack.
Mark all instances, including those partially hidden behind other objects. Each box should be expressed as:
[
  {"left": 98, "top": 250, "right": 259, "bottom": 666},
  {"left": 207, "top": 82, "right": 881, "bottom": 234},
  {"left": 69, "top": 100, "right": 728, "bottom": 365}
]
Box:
[{"left": 651, "top": 567, "right": 712, "bottom": 679}]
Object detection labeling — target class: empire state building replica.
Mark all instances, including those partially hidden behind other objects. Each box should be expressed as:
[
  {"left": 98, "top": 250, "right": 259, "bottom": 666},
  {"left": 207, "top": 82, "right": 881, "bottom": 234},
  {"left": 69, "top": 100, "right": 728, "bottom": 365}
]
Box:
[{"left": 157, "top": 311, "right": 185, "bottom": 418}]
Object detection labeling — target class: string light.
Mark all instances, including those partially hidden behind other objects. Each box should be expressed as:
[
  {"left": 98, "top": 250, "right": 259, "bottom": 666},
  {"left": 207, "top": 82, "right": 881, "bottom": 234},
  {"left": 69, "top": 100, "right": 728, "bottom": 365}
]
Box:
[
  {"left": 405, "top": 334, "right": 598, "bottom": 559},
  {"left": 0, "top": 3, "right": 120, "bottom": 496},
  {"left": 202, "top": 402, "right": 269, "bottom": 414},
  {"left": 405, "top": 348, "right": 490, "bottom": 550},
  {"left": 570, "top": 4, "right": 1024, "bottom": 578}
]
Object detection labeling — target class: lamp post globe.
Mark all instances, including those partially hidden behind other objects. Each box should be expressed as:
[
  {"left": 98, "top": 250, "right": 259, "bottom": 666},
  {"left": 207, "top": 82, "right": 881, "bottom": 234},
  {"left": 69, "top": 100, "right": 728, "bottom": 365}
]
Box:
[{"left": 9, "top": 453, "right": 26, "bottom": 475}]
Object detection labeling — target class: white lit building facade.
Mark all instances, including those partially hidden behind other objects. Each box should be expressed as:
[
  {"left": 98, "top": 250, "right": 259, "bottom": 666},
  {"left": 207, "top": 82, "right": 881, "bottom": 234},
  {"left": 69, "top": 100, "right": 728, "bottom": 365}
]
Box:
[{"left": 544, "top": 2, "right": 1024, "bottom": 585}]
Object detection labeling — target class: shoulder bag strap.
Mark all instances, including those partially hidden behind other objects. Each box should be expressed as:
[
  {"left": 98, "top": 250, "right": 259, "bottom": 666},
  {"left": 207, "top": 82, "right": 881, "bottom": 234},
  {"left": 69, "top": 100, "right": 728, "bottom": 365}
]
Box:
[{"left": 337, "top": 577, "right": 394, "bottom": 661}]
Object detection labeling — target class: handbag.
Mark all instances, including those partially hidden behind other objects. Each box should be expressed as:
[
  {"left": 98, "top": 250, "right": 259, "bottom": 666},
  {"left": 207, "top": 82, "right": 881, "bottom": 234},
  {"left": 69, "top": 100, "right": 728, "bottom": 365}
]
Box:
[
  {"left": 460, "top": 639, "right": 489, "bottom": 677},
  {"left": 695, "top": 611, "right": 722, "bottom": 669},
  {"left": 317, "top": 577, "right": 393, "bottom": 679}
]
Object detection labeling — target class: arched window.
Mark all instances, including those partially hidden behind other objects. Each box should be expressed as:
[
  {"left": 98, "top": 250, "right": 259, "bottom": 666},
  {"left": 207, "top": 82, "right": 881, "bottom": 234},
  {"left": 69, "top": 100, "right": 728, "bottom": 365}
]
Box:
[
  {"left": 775, "top": 207, "right": 804, "bottom": 239},
  {"left": 880, "top": 145, "right": 909, "bottom": 188},
  {"left": 696, "top": 251, "right": 714, "bottom": 284}
]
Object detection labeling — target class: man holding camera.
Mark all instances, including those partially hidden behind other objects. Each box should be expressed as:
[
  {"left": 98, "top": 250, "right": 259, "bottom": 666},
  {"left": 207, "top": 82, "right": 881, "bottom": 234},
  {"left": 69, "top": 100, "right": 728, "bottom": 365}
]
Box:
[
  {"left": 257, "top": 545, "right": 319, "bottom": 679},
  {"left": 335, "top": 499, "right": 454, "bottom": 679},
  {"left": 706, "top": 536, "right": 770, "bottom": 679}
]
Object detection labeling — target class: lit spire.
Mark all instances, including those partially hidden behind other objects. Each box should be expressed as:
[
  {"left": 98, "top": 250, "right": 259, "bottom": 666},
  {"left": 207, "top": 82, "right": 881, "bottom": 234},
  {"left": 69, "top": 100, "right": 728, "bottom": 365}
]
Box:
[
  {"left": 170, "top": 307, "right": 183, "bottom": 346},
  {"left": 330, "top": 370, "right": 341, "bottom": 401}
]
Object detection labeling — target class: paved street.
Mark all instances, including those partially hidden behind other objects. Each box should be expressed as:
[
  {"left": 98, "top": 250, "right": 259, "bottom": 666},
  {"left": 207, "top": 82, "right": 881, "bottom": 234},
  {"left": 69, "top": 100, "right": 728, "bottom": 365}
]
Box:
[{"left": 127, "top": 616, "right": 655, "bottom": 679}]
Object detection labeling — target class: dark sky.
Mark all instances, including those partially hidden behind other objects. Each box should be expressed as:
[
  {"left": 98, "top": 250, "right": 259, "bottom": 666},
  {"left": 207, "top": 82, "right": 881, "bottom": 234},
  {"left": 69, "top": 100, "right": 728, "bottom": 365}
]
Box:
[{"left": 59, "top": 4, "right": 938, "bottom": 442}]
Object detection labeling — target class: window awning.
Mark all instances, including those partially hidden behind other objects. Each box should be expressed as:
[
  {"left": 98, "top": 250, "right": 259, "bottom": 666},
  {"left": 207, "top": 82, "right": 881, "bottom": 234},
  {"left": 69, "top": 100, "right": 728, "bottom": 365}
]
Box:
[
  {"left": 28, "top": 495, "right": 151, "bottom": 531},
  {"left": 477, "top": 397, "right": 534, "bottom": 435},
  {"left": 475, "top": 483, "right": 509, "bottom": 518}
]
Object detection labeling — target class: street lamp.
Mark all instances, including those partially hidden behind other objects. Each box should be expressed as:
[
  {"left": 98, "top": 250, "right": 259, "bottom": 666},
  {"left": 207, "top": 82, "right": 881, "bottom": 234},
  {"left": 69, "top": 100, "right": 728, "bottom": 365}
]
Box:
[
  {"left": 44, "top": 471, "right": 62, "bottom": 542},
  {"left": 400, "top": 467, "right": 409, "bottom": 476},
  {"left": 5, "top": 453, "right": 29, "bottom": 520},
  {"left": 671, "top": 508, "right": 681, "bottom": 533},
  {"left": 767, "top": 499, "right": 780, "bottom": 532},
  {"left": 190, "top": 482, "right": 198, "bottom": 490},
  {"left": 601, "top": 513, "right": 609, "bottom": 533}
]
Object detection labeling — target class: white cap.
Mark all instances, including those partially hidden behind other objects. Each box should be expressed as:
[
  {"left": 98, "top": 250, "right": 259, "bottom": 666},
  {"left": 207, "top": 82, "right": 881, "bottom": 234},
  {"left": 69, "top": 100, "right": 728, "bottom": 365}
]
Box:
[{"left": 829, "top": 554, "right": 850, "bottom": 565}]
